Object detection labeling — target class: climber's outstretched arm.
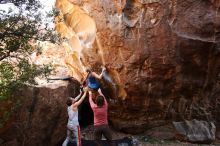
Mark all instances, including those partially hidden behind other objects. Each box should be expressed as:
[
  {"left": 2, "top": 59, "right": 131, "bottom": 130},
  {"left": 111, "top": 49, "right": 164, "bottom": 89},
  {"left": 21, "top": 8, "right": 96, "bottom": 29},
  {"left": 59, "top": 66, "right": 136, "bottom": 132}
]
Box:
[
  {"left": 91, "top": 66, "right": 106, "bottom": 79},
  {"left": 74, "top": 90, "right": 87, "bottom": 107},
  {"left": 74, "top": 90, "right": 82, "bottom": 101}
]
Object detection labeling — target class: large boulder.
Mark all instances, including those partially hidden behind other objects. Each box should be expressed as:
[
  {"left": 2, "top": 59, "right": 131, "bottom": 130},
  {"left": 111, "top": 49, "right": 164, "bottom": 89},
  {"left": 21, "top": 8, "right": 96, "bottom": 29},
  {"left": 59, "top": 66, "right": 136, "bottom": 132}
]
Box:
[
  {"left": 173, "top": 119, "right": 216, "bottom": 143},
  {"left": 56, "top": 0, "right": 220, "bottom": 133},
  {"left": 0, "top": 80, "right": 80, "bottom": 146}
]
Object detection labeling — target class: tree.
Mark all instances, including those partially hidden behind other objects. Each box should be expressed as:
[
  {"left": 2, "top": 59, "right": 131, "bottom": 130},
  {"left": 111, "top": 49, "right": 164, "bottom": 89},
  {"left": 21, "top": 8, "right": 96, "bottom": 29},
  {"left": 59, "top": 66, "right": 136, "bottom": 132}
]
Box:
[{"left": 0, "top": 0, "right": 60, "bottom": 100}]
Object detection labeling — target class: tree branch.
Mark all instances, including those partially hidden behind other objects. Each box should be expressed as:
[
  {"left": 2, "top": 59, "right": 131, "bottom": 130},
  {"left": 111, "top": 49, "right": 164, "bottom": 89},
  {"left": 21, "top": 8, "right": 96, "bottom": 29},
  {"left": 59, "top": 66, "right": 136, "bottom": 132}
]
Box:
[{"left": 0, "top": 52, "right": 10, "bottom": 61}]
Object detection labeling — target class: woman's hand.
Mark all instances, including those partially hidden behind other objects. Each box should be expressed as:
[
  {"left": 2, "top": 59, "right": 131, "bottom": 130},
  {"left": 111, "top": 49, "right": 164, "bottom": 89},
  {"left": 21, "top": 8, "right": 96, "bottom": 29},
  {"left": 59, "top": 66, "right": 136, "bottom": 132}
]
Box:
[{"left": 83, "top": 87, "right": 89, "bottom": 92}]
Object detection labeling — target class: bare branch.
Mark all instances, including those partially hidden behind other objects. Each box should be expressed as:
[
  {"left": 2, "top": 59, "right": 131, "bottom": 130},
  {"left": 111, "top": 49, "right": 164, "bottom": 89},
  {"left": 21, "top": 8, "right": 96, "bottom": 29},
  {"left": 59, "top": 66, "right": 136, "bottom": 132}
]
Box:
[{"left": 0, "top": 52, "right": 10, "bottom": 61}]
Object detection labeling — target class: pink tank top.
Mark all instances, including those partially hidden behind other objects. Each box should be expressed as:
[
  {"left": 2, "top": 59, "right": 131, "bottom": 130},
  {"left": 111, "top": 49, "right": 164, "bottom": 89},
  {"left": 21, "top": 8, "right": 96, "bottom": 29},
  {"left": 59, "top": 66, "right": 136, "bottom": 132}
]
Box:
[{"left": 89, "top": 90, "right": 108, "bottom": 126}]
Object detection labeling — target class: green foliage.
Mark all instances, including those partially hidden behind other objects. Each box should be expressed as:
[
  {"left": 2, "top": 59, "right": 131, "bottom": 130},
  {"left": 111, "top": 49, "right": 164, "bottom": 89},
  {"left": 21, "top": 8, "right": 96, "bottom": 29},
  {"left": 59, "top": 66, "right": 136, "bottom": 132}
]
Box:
[
  {"left": 0, "top": 1, "right": 61, "bottom": 59},
  {"left": 0, "top": 0, "right": 58, "bottom": 99},
  {"left": 0, "top": 60, "right": 53, "bottom": 100},
  {"left": 0, "top": 62, "right": 14, "bottom": 99},
  {"left": 0, "top": 99, "right": 22, "bottom": 128}
]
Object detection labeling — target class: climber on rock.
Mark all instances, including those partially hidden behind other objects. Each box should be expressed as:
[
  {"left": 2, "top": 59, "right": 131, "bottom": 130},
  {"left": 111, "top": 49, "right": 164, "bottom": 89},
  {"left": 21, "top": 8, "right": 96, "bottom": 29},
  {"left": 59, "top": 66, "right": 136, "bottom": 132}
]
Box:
[
  {"left": 62, "top": 87, "right": 88, "bottom": 146},
  {"left": 83, "top": 66, "right": 106, "bottom": 90}
]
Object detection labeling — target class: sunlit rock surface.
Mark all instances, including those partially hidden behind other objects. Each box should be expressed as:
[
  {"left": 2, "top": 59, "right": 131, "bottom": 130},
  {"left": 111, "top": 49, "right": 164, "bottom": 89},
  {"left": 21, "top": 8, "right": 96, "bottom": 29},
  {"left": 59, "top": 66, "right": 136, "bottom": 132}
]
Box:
[
  {"left": 31, "top": 42, "right": 70, "bottom": 82},
  {"left": 54, "top": 0, "right": 220, "bottom": 135}
]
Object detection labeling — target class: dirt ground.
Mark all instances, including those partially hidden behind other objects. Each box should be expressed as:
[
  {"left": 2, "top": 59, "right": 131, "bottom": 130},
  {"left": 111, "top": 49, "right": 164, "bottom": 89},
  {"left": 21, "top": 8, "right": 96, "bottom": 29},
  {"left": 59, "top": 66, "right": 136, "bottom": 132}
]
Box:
[{"left": 81, "top": 125, "right": 219, "bottom": 146}]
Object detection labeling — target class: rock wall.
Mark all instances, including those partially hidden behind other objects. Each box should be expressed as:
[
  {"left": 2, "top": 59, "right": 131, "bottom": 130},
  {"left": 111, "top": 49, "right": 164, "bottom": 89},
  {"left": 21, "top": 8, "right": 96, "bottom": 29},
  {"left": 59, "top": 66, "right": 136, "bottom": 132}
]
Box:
[
  {"left": 1, "top": 1, "right": 220, "bottom": 145},
  {"left": 0, "top": 80, "right": 80, "bottom": 146},
  {"left": 55, "top": 0, "right": 220, "bottom": 134}
]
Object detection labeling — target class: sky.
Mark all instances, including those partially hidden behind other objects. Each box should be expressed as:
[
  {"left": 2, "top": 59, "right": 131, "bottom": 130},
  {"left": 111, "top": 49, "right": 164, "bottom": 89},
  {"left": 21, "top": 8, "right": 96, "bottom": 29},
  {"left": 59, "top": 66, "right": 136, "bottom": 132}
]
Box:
[
  {"left": 0, "top": 0, "right": 56, "bottom": 14},
  {"left": 38, "top": 0, "right": 56, "bottom": 25},
  {"left": 39, "top": 0, "right": 56, "bottom": 13},
  {"left": 0, "top": 0, "right": 56, "bottom": 27},
  {"left": 0, "top": 3, "right": 17, "bottom": 12}
]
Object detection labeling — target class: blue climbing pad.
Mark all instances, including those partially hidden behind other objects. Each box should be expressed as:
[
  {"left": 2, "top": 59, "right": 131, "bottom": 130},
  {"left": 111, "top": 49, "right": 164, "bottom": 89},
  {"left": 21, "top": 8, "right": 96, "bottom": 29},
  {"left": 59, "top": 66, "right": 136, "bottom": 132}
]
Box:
[{"left": 67, "top": 137, "right": 133, "bottom": 146}]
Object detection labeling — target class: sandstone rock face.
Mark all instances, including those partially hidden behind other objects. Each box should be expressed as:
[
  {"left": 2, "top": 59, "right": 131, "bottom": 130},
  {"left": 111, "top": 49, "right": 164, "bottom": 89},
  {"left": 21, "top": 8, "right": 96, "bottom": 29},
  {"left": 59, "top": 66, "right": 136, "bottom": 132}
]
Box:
[
  {"left": 55, "top": 0, "right": 220, "bottom": 135},
  {"left": 173, "top": 119, "right": 216, "bottom": 143},
  {"left": 1, "top": 1, "right": 220, "bottom": 145},
  {"left": 0, "top": 80, "right": 80, "bottom": 146}
]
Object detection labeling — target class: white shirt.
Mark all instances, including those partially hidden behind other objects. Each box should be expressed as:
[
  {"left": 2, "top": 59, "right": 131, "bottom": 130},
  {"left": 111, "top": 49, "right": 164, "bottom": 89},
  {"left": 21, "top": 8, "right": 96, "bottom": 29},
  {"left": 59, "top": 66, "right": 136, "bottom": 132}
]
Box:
[{"left": 67, "top": 105, "right": 79, "bottom": 126}]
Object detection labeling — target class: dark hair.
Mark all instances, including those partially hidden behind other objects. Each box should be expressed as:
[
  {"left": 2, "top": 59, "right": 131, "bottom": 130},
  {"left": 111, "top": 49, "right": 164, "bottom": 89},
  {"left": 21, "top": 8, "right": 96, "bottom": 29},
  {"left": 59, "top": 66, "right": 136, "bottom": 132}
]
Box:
[
  {"left": 96, "top": 95, "right": 105, "bottom": 107},
  {"left": 86, "top": 68, "right": 91, "bottom": 73},
  {"left": 66, "top": 97, "right": 72, "bottom": 106},
  {"left": 89, "top": 87, "right": 98, "bottom": 92}
]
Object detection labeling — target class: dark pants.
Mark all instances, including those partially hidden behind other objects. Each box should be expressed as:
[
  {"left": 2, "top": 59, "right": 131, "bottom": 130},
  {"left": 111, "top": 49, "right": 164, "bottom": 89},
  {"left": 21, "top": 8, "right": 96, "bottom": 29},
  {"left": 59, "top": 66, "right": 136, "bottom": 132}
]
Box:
[{"left": 94, "top": 124, "right": 115, "bottom": 146}]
